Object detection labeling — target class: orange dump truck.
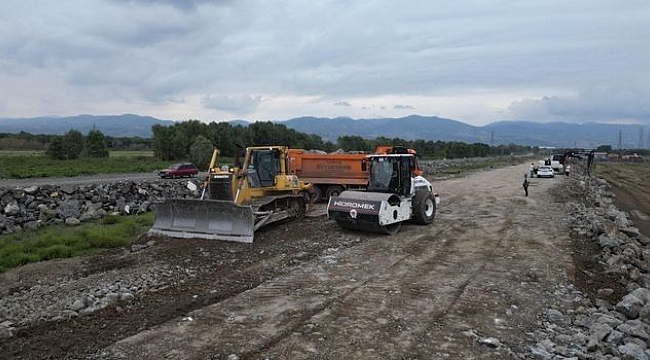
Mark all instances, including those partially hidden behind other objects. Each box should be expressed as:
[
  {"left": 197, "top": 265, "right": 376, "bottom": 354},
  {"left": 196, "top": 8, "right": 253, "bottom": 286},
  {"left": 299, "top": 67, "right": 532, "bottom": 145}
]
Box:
[{"left": 287, "top": 146, "right": 422, "bottom": 202}]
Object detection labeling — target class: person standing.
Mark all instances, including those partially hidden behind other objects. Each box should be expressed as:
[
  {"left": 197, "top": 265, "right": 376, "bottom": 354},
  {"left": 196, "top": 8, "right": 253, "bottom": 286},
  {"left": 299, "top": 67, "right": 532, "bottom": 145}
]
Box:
[
  {"left": 523, "top": 174, "right": 529, "bottom": 197},
  {"left": 529, "top": 163, "right": 535, "bottom": 178}
]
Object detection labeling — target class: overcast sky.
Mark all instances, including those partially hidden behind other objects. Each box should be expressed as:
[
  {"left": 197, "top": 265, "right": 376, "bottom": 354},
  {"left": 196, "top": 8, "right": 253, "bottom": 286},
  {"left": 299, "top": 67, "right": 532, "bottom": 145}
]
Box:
[{"left": 1, "top": 0, "right": 649, "bottom": 126}]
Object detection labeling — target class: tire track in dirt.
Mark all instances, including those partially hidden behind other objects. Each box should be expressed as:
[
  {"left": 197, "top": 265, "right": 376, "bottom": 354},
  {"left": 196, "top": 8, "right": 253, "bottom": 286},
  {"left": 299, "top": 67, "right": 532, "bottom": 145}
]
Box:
[
  {"left": 269, "top": 206, "right": 516, "bottom": 359},
  {"left": 411, "top": 171, "right": 575, "bottom": 358},
  {"left": 104, "top": 186, "right": 475, "bottom": 360},
  {"left": 102, "top": 164, "right": 576, "bottom": 359},
  {"left": 104, "top": 223, "right": 459, "bottom": 359},
  {"left": 245, "top": 224, "right": 465, "bottom": 359}
]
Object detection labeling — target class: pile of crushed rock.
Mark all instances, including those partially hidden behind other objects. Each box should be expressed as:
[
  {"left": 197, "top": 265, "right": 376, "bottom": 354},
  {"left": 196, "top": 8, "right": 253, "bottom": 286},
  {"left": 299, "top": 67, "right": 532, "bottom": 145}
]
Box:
[
  {"left": 521, "top": 167, "right": 650, "bottom": 360},
  {"left": 0, "top": 179, "right": 200, "bottom": 235}
]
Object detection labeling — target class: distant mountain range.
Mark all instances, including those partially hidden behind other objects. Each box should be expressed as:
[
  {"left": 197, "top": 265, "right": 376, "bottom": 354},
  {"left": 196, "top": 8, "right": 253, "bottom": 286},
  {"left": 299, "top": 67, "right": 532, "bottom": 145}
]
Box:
[
  {"left": 280, "top": 115, "right": 648, "bottom": 149},
  {"left": 0, "top": 114, "right": 647, "bottom": 148},
  {"left": 0, "top": 114, "right": 174, "bottom": 138}
]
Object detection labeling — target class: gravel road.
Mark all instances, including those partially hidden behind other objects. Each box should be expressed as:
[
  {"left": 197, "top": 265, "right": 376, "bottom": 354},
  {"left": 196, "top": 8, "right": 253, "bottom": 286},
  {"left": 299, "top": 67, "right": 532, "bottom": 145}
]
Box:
[{"left": 0, "top": 164, "right": 608, "bottom": 359}]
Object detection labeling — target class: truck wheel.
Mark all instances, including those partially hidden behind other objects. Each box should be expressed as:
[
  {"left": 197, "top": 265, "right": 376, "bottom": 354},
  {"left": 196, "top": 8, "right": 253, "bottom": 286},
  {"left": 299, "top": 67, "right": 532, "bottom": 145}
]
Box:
[
  {"left": 325, "top": 185, "right": 344, "bottom": 200},
  {"left": 412, "top": 190, "right": 436, "bottom": 225}
]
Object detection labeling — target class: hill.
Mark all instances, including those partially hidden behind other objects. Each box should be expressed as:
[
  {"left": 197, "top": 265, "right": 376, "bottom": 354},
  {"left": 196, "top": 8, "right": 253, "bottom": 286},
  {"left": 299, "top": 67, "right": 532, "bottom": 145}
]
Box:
[
  {"left": 279, "top": 115, "right": 489, "bottom": 144},
  {"left": 279, "top": 116, "right": 647, "bottom": 149},
  {"left": 1, "top": 114, "right": 647, "bottom": 148},
  {"left": 0, "top": 114, "right": 174, "bottom": 137}
]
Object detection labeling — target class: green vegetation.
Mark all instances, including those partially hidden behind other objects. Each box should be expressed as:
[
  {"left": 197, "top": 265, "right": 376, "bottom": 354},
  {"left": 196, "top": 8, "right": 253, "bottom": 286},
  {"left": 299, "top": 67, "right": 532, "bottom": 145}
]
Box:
[
  {"left": 2, "top": 119, "right": 541, "bottom": 179},
  {"left": 0, "top": 213, "right": 154, "bottom": 273},
  {"left": 151, "top": 120, "right": 537, "bottom": 162},
  {"left": 108, "top": 150, "right": 154, "bottom": 158},
  {"left": 595, "top": 162, "right": 650, "bottom": 194},
  {"left": 0, "top": 151, "right": 169, "bottom": 178}
]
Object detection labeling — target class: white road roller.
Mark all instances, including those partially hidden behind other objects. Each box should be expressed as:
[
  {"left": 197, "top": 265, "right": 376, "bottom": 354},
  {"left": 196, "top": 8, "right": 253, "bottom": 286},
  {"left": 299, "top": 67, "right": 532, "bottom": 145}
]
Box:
[{"left": 327, "top": 152, "right": 440, "bottom": 234}]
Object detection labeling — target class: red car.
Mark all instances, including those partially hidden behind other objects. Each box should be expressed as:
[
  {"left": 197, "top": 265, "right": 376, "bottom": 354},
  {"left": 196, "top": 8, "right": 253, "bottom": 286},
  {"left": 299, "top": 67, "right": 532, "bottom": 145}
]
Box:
[{"left": 158, "top": 163, "right": 199, "bottom": 178}]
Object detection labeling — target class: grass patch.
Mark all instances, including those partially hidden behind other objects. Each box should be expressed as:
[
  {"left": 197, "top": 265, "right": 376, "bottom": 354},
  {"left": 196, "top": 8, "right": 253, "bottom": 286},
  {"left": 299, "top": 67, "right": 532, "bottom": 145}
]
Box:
[
  {"left": 596, "top": 161, "right": 650, "bottom": 194},
  {"left": 0, "top": 213, "right": 154, "bottom": 272},
  {"left": 0, "top": 151, "right": 169, "bottom": 178}
]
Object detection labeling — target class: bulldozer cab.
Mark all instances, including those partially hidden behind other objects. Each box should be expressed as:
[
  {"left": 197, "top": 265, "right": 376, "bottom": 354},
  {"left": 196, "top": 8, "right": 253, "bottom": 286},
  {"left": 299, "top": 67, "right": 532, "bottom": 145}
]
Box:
[
  {"left": 366, "top": 155, "right": 412, "bottom": 196},
  {"left": 246, "top": 149, "right": 281, "bottom": 188}
]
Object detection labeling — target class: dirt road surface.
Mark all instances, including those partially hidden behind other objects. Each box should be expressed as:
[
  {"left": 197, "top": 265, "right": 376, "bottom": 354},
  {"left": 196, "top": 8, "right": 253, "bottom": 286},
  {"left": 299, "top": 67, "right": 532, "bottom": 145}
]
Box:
[{"left": 1, "top": 163, "right": 589, "bottom": 359}]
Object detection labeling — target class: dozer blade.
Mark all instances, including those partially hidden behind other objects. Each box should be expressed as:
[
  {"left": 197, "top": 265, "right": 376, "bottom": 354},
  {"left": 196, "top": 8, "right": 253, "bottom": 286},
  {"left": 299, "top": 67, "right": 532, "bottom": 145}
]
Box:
[{"left": 148, "top": 199, "right": 254, "bottom": 243}]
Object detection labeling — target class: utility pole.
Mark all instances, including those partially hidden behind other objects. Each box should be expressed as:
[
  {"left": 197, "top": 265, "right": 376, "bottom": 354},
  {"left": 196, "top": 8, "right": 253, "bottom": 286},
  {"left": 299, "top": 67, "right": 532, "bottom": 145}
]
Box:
[
  {"left": 618, "top": 129, "right": 623, "bottom": 158},
  {"left": 640, "top": 126, "right": 644, "bottom": 149},
  {"left": 490, "top": 131, "right": 494, "bottom": 147}
]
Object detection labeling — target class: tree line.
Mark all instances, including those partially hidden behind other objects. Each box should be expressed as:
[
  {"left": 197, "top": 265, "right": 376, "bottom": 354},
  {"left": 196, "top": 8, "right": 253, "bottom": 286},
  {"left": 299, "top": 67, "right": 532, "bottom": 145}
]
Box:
[
  {"left": 0, "top": 132, "right": 151, "bottom": 152},
  {"left": 13, "top": 119, "right": 632, "bottom": 166},
  {"left": 150, "top": 120, "right": 538, "bottom": 168},
  {"left": 3, "top": 120, "right": 537, "bottom": 166}
]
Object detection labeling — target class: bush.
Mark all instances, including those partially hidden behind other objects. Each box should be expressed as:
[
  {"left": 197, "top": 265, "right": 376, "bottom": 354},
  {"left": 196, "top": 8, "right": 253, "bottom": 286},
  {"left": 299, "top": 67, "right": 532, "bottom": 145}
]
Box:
[
  {"left": 38, "top": 244, "right": 73, "bottom": 260},
  {"left": 85, "top": 129, "right": 109, "bottom": 158},
  {"left": 2, "top": 252, "right": 41, "bottom": 269}
]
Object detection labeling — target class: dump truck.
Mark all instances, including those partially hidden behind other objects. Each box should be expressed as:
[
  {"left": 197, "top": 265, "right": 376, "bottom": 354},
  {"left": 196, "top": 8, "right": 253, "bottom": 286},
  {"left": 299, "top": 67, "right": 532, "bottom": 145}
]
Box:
[
  {"left": 327, "top": 152, "right": 439, "bottom": 235},
  {"left": 149, "top": 146, "right": 313, "bottom": 243},
  {"left": 287, "top": 145, "right": 423, "bottom": 202}
]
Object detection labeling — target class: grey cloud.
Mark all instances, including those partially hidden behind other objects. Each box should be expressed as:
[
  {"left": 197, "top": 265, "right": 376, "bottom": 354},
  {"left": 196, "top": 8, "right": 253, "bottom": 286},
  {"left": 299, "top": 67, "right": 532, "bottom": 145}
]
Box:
[
  {"left": 111, "top": 0, "right": 229, "bottom": 12},
  {"left": 202, "top": 94, "right": 262, "bottom": 113},
  {"left": 2, "top": 1, "right": 650, "bottom": 124},
  {"left": 508, "top": 86, "right": 650, "bottom": 123}
]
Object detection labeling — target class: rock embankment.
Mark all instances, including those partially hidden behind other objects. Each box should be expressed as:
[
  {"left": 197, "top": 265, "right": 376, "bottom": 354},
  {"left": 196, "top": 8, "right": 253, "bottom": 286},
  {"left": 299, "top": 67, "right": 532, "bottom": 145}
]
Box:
[
  {"left": 0, "top": 180, "right": 201, "bottom": 235},
  {"left": 526, "top": 167, "right": 650, "bottom": 360}
]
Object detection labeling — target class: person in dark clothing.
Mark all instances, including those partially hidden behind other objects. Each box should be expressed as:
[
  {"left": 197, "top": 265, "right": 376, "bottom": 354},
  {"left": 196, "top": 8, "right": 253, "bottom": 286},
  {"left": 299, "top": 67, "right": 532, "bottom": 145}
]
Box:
[{"left": 523, "top": 174, "right": 529, "bottom": 197}]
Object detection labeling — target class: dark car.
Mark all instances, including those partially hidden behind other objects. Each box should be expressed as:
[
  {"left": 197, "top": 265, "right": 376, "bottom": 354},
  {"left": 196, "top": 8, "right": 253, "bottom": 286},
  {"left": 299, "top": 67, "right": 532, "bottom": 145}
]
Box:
[{"left": 158, "top": 163, "right": 199, "bottom": 178}]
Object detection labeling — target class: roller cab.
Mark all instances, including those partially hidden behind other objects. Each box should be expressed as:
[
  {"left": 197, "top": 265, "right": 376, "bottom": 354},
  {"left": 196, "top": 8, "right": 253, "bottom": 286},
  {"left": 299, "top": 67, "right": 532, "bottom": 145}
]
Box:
[{"left": 327, "top": 153, "right": 437, "bottom": 235}]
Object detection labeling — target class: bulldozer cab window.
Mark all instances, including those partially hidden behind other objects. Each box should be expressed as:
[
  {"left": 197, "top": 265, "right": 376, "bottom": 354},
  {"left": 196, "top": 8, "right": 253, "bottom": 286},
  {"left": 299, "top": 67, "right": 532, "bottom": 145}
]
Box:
[{"left": 251, "top": 150, "right": 278, "bottom": 187}]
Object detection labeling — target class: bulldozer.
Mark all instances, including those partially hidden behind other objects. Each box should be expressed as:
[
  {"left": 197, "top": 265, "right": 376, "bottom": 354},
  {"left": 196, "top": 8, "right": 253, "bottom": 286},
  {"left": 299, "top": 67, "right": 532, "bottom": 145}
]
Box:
[
  {"left": 327, "top": 151, "right": 439, "bottom": 234},
  {"left": 149, "top": 146, "right": 314, "bottom": 243}
]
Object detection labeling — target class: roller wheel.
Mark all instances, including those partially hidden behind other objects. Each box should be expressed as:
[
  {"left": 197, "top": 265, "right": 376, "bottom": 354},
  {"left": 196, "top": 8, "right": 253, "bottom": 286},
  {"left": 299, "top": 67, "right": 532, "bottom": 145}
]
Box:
[
  {"left": 334, "top": 220, "right": 402, "bottom": 235},
  {"left": 325, "top": 185, "right": 344, "bottom": 200},
  {"left": 411, "top": 190, "right": 436, "bottom": 225},
  {"left": 381, "top": 222, "right": 402, "bottom": 235}
]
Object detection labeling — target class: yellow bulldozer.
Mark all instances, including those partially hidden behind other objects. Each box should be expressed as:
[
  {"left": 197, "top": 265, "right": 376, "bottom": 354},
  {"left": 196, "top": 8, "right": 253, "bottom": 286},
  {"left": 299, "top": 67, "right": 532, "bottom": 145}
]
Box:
[{"left": 148, "top": 146, "right": 314, "bottom": 243}]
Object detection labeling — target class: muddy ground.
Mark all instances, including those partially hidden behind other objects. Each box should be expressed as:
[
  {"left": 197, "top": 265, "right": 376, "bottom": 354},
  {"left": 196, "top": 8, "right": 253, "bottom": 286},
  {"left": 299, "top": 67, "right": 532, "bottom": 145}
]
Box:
[
  {"left": 0, "top": 162, "right": 641, "bottom": 359},
  {"left": 595, "top": 162, "right": 650, "bottom": 238}
]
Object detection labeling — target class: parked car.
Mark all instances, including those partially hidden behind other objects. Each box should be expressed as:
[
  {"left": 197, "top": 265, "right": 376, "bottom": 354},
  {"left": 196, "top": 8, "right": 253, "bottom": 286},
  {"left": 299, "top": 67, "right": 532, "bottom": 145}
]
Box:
[
  {"left": 158, "top": 163, "right": 199, "bottom": 178},
  {"left": 536, "top": 165, "right": 555, "bottom": 178}
]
